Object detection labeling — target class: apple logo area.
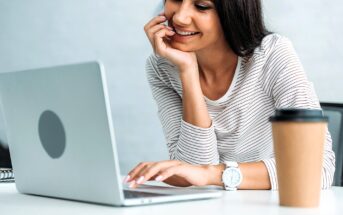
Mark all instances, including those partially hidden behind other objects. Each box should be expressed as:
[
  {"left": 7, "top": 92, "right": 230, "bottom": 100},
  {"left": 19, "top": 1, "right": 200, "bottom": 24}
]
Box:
[{"left": 38, "top": 110, "right": 66, "bottom": 159}]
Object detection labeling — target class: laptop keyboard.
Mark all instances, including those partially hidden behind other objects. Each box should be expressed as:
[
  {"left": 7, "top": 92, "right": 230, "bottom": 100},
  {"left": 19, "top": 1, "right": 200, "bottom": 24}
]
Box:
[{"left": 123, "top": 190, "right": 170, "bottom": 199}]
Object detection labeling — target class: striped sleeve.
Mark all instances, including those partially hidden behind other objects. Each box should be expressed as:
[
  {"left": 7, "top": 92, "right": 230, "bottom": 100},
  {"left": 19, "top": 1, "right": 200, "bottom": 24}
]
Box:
[
  {"left": 146, "top": 54, "right": 219, "bottom": 165},
  {"left": 261, "top": 37, "right": 336, "bottom": 190}
]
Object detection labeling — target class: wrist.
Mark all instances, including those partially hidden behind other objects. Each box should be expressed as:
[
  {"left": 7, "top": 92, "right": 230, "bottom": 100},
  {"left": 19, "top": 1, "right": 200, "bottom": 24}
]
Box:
[
  {"left": 178, "top": 62, "right": 198, "bottom": 75},
  {"left": 206, "top": 164, "right": 225, "bottom": 186},
  {"left": 179, "top": 67, "right": 200, "bottom": 86}
]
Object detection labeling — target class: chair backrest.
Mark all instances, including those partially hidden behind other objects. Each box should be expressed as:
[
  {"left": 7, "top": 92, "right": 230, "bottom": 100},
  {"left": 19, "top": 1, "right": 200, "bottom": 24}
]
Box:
[
  {"left": 321, "top": 103, "right": 343, "bottom": 186},
  {"left": 0, "top": 142, "right": 12, "bottom": 168}
]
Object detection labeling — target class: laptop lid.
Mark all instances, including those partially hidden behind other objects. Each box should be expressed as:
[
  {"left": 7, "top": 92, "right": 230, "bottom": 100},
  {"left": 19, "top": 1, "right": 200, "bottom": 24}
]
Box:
[{"left": 0, "top": 62, "right": 125, "bottom": 205}]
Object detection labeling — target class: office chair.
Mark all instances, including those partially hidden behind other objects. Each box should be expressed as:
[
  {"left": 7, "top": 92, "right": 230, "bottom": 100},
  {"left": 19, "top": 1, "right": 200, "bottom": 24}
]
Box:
[
  {"left": 321, "top": 102, "right": 343, "bottom": 186},
  {"left": 0, "top": 142, "right": 12, "bottom": 168}
]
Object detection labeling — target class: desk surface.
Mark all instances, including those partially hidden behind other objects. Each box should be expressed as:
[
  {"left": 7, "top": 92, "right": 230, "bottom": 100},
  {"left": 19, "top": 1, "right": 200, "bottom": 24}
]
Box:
[{"left": 1, "top": 183, "right": 342, "bottom": 215}]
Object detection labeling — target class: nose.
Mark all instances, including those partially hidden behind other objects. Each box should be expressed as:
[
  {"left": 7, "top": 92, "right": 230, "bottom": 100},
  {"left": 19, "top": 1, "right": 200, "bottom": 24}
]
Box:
[{"left": 172, "top": 3, "right": 192, "bottom": 26}]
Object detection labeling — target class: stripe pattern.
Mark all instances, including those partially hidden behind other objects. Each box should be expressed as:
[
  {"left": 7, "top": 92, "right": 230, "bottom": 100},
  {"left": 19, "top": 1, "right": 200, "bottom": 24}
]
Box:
[{"left": 146, "top": 34, "right": 335, "bottom": 190}]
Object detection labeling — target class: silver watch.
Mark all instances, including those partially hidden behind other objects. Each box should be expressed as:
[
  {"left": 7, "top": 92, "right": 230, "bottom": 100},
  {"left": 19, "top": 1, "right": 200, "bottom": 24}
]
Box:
[{"left": 221, "top": 161, "right": 242, "bottom": 191}]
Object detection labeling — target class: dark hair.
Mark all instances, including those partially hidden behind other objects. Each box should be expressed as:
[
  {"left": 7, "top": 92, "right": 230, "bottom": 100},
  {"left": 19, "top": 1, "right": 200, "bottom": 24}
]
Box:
[{"left": 214, "top": 0, "right": 271, "bottom": 57}]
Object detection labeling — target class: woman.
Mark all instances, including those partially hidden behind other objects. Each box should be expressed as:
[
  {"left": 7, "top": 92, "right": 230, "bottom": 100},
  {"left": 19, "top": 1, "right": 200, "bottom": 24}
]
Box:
[{"left": 125, "top": 0, "right": 335, "bottom": 190}]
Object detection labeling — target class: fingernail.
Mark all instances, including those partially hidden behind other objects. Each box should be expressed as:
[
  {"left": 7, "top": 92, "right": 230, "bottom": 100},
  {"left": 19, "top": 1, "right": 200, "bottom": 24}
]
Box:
[
  {"left": 129, "top": 181, "right": 136, "bottom": 188},
  {"left": 123, "top": 175, "right": 131, "bottom": 183},
  {"left": 166, "top": 26, "right": 173, "bottom": 30},
  {"left": 155, "top": 175, "right": 163, "bottom": 182},
  {"left": 137, "top": 176, "right": 145, "bottom": 184}
]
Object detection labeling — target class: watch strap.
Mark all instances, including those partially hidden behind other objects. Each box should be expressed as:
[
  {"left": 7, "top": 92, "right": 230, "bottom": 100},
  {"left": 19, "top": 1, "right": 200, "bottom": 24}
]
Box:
[{"left": 224, "top": 161, "right": 238, "bottom": 168}]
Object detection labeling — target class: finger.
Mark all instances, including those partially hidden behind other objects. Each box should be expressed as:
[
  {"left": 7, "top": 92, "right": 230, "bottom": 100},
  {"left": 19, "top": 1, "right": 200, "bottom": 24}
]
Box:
[
  {"left": 125, "top": 162, "right": 151, "bottom": 183},
  {"left": 132, "top": 161, "right": 180, "bottom": 188},
  {"left": 154, "top": 28, "right": 175, "bottom": 56},
  {"left": 147, "top": 24, "right": 168, "bottom": 37},
  {"left": 136, "top": 160, "right": 180, "bottom": 185},
  {"left": 149, "top": 25, "right": 174, "bottom": 50},
  {"left": 144, "top": 15, "right": 167, "bottom": 34},
  {"left": 132, "top": 164, "right": 151, "bottom": 182},
  {"left": 128, "top": 164, "right": 152, "bottom": 188},
  {"left": 146, "top": 24, "right": 168, "bottom": 47},
  {"left": 128, "top": 164, "right": 151, "bottom": 188}
]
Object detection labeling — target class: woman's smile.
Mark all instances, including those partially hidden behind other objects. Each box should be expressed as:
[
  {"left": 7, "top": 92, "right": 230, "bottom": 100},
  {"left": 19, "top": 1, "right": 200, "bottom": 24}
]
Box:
[
  {"left": 174, "top": 27, "right": 200, "bottom": 36},
  {"left": 172, "top": 27, "right": 201, "bottom": 43},
  {"left": 164, "top": 0, "right": 225, "bottom": 52}
]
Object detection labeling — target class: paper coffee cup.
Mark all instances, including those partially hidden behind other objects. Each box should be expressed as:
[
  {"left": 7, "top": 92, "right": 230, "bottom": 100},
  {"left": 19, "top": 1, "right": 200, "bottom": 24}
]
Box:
[{"left": 269, "top": 109, "right": 328, "bottom": 207}]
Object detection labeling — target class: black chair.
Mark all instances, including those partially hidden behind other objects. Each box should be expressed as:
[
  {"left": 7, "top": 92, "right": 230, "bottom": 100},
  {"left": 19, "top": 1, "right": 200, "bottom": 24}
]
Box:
[
  {"left": 321, "top": 102, "right": 343, "bottom": 186},
  {"left": 0, "top": 142, "right": 12, "bottom": 168}
]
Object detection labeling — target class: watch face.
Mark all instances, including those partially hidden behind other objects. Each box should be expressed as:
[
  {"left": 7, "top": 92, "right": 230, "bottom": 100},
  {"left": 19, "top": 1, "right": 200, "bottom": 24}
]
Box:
[{"left": 223, "top": 168, "right": 241, "bottom": 187}]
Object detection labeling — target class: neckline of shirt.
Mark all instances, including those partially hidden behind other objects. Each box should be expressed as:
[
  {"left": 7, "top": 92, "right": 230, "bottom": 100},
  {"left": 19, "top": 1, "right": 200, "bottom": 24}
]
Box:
[{"left": 204, "top": 56, "right": 242, "bottom": 106}]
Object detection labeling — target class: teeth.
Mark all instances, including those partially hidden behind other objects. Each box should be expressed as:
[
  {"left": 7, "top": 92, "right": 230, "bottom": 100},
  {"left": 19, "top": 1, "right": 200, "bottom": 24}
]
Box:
[{"left": 175, "top": 29, "right": 198, "bottom": 36}]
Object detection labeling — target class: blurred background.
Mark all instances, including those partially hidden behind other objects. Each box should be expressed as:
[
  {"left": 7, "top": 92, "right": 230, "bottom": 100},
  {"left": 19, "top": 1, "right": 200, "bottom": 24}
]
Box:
[{"left": 0, "top": 0, "right": 342, "bottom": 173}]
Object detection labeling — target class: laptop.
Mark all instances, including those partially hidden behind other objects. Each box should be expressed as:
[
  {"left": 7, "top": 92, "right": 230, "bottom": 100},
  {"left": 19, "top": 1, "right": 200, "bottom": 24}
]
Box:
[{"left": 0, "top": 61, "right": 222, "bottom": 206}]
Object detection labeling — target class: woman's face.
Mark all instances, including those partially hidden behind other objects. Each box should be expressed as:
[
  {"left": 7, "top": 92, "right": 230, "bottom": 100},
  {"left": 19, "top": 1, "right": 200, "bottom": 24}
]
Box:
[{"left": 164, "top": 0, "right": 227, "bottom": 52}]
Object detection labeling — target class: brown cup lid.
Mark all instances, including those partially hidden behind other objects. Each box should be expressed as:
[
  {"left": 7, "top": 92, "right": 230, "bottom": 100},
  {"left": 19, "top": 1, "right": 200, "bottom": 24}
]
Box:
[{"left": 269, "top": 109, "right": 329, "bottom": 122}]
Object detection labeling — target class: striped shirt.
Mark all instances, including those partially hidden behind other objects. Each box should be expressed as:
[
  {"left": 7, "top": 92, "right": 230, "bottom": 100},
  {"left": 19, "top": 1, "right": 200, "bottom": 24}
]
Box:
[{"left": 145, "top": 34, "right": 335, "bottom": 190}]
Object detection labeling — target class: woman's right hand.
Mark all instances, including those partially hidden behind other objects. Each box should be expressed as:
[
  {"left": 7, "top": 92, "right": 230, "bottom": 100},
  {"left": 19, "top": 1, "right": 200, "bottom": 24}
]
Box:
[{"left": 144, "top": 14, "right": 198, "bottom": 71}]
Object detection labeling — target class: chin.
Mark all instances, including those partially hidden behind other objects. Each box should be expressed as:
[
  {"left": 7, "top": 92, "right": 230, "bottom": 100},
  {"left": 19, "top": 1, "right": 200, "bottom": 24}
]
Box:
[{"left": 170, "top": 41, "right": 199, "bottom": 52}]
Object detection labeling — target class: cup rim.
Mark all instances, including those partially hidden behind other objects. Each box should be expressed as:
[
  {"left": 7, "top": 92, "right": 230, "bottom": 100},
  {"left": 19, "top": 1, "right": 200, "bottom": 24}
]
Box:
[{"left": 269, "top": 109, "right": 329, "bottom": 122}]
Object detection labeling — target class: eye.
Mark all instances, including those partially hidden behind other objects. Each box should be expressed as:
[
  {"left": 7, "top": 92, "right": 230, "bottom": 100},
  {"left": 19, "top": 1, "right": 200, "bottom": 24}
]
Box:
[{"left": 195, "top": 3, "right": 211, "bottom": 11}]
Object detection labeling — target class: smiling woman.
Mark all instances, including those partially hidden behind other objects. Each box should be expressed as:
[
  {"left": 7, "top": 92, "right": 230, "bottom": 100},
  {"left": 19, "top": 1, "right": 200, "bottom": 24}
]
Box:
[{"left": 124, "top": 0, "right": 335, "bottom": 191}]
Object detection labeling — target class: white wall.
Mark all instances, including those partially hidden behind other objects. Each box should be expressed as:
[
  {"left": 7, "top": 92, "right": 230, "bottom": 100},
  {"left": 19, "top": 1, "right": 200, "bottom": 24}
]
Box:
[
  {"left": 0, "top": 0, "right": 168, "bottom": 173},
  {"left": 263, "top": 0, "right": 343, "bottom": 102},
  {"left": 0, "top": 0, "right": 342, "bottom": 172}
]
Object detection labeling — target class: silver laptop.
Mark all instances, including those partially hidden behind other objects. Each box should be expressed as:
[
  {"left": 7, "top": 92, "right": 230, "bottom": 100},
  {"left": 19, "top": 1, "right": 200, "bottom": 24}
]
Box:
[{"left": 0, "top": 62, "right": 222, "bottom": 206}]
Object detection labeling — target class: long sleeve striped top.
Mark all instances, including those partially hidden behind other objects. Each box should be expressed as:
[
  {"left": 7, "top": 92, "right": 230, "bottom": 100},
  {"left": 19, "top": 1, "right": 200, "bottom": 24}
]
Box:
[{"left": 145, "top": 34, "right": 335, "bottom": 190}]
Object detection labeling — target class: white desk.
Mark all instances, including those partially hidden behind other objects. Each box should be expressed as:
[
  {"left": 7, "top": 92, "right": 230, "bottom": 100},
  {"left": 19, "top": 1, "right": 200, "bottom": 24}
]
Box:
[{"left": 1, "top": 183, "right": 342, "bottom": 215}]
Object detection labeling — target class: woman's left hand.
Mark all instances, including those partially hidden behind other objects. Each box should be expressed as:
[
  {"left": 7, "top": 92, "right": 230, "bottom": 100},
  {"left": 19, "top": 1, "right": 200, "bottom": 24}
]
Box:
[{"left": 124, "top": 160, "right": 215, "bottom": 188}]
